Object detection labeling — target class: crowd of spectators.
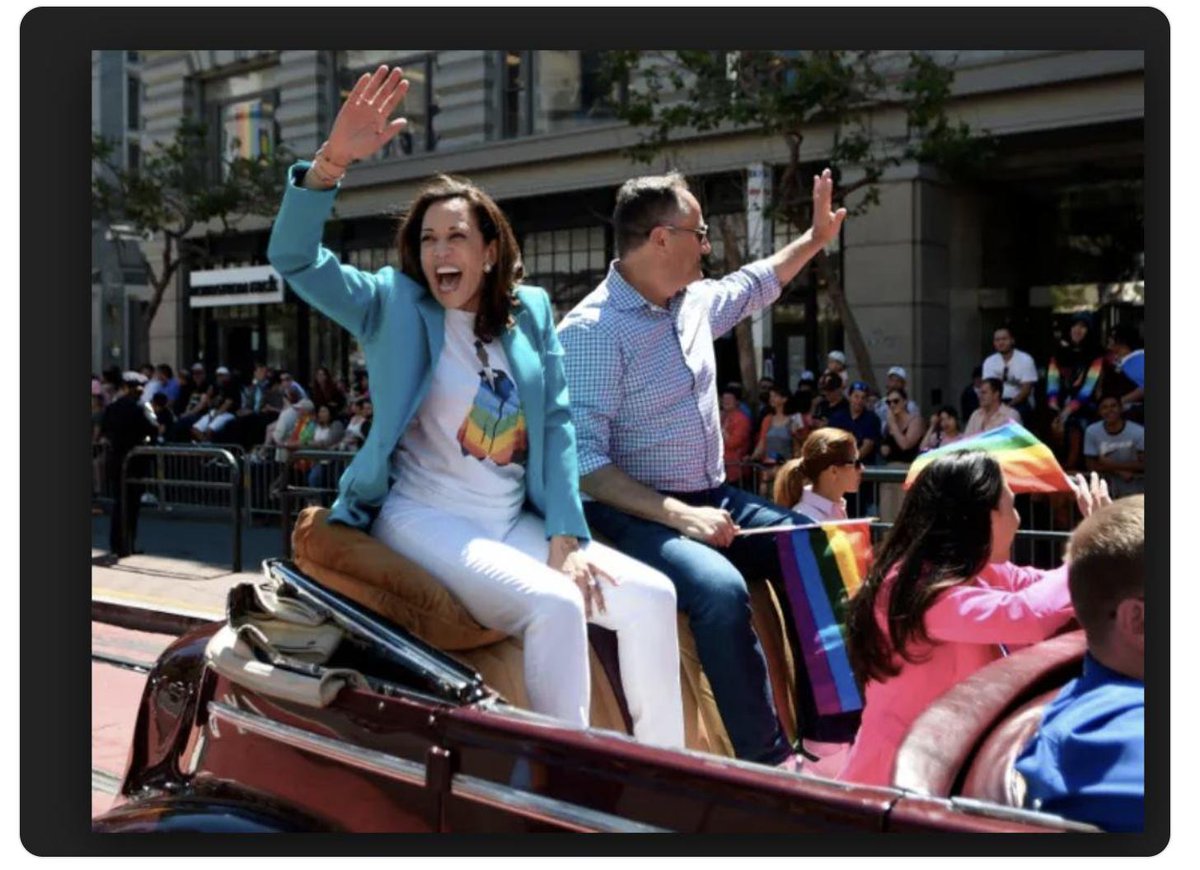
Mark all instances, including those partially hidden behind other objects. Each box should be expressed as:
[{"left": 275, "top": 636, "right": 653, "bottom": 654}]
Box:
[
  {"left": 720, "top": 316, "right": 1147, "bottom": 506},
  {"left": 93, "top": 316, "right": 1145, "bottom": 506},
  {"left": 91, "top": 360, "right": 376, "bottom": 469}
]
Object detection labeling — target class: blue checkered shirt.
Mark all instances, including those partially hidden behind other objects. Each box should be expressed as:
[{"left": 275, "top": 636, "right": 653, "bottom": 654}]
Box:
[{"left": 558, "top": 259, "right": 782, "bottom": 493}]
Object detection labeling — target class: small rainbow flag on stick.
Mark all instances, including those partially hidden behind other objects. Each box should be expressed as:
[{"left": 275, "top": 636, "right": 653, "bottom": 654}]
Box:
[
  {"left": 775, "top": 521, "right": 873, "bottom": 720},
  {"left": 904, "top": 422, "right": 1072, "bottom": 494}
]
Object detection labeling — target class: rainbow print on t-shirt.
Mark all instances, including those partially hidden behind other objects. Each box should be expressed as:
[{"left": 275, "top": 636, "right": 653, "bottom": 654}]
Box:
[{"left": 457, "top": 342, "right": 528, "bottom": 467}]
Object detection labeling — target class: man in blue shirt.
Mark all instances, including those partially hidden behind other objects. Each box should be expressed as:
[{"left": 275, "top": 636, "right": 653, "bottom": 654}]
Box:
[
  {"left": 559, "top": 169, "right": 848, "bottom": 768},
  {"left": 828, "top": 380, "right": 882, "bottom": 466},
  {"left": 1015, "top": 495, "right": 1144, "bottom": 832}
]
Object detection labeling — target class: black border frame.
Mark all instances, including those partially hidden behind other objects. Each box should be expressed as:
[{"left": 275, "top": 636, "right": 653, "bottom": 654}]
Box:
[{"left": 25, "top": 5, "right": 1168, "bottom": 857}]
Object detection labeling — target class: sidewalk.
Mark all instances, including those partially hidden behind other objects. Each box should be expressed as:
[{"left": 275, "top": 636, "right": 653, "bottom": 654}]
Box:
[{"left": 92, "top": 511, "right": 285, "bottom": 630}]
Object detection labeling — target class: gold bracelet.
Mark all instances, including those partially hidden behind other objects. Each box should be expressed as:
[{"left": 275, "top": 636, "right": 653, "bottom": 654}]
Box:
[
  {"left": 311, "top": 142, "right": 348, "bottom": 185},
  {"left": 309, "top": 161, "right": 343, "bottom": 187}
]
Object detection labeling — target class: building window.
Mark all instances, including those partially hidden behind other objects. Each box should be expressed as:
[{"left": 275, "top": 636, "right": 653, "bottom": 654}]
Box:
[
  {"left": 345, "top": 246, "right": 401, "bottom": 273},
  {"left": 203, "top": 65, "right": 282, "bottom": 179},
  {"left": 126, "top": 74, "right": 140, "bottom": 130},
  {"left": 496, "top": 51, "right": 533, "bottom": 139},
  {"left": 535, "top": 51, "right": 624, "bottom": 133},
  {"left": 126, "top": 139, "right": 140, "bottom": 172},
  {"left": 126, "top": 50, "right": 139, "bottom": 64},
  {"left": 218, "top": 95, "right": 278, "bottom": 168},
  {"left": 337, "top": 52, "right": 437, "bottom": 157},
  {"left": 522, "top": 225, "right": 609, "bottom": 316},
  {"left": 494, "top": 51, "right": 624, "bottom": 140}
]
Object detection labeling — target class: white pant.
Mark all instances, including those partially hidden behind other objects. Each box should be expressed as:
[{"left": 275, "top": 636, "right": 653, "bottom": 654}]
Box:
[{"left": 371, "top": 493, "right": 685, "bottom": 749}]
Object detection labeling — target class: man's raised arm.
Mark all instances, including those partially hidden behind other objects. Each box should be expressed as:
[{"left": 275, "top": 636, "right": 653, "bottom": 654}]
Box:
[{"left": 767, "top": 168, "right": 847, "bottom": 287}]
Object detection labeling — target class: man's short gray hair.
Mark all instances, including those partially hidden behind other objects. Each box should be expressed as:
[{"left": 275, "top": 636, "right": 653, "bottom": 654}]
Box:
[{"left": 612, "top": 172, "right": 691, "bottom": 258}]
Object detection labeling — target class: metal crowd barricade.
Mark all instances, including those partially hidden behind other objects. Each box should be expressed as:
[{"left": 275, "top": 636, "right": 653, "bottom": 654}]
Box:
[
  {"left": 245, "top": 448, "right": 288, "bottom": 522},
  {"left": 725, "top": 460, "right": 771, "bottom": 496},
  {"left": 92, "top": 441, "right": 113, "bottom": 503},
  {"left": 121, "top": 445, "right": 244, "bottom": 572},
  {"left": 278, "top": 449, "right": 356, "bottom": 558}
]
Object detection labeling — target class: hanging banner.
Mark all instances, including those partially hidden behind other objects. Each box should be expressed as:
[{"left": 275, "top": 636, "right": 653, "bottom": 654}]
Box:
[{"left": 222, "top": 98, "right": 276, "bottom": 168}]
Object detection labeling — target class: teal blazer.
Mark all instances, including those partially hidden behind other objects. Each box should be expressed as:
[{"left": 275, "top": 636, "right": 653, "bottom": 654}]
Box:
[{"left": 267, "top": 163, "right": 590, "bottom": 541}]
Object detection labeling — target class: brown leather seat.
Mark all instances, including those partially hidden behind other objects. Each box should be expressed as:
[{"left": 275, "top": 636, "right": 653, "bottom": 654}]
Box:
[
  {"left": 892, "top": 631, "right": 1085, "bottom": 796},
  {"left": 960, "top": 689, "right": 1058, "bottom": 807},
  {"left": 292, "top": 507, "right": 806, "bottom": 757}
]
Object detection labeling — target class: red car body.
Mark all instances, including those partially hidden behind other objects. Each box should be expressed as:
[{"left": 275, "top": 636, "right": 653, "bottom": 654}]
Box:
[{"left": 93, "top": 559, "right": 1094, "bottom": 834}]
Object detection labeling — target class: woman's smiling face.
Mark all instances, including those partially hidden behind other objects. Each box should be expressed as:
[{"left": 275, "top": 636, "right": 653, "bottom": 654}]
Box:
[{"left": 419, "top": 197, "right": 497, "bottom": 313}]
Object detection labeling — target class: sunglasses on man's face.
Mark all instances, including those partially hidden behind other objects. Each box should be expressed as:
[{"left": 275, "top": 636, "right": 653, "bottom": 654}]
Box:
[{"left": 656, "top": 223, "right": 710, "bottom": 244}]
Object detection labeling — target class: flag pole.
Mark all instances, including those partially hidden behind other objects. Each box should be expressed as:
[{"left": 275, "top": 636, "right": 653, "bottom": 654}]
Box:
[{"left": 734, "top": 517, "right": 880, "bottom": 537}]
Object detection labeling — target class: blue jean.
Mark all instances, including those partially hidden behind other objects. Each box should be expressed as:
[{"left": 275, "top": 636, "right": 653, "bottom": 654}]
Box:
[{"left": 584, "top": 484, "right": 813, "bottom": 764}]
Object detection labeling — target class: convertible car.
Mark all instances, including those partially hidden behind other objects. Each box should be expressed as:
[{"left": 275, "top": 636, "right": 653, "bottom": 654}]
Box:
[{"left": 93, "top": 509, "right": 1096, "bottom": 834}]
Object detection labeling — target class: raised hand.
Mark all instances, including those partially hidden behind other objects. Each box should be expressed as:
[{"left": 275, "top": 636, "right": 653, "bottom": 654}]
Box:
[
  {"left": 324, "top": 65, "right": 410, "bottom": 167},
  {"left": 811, "top": 168, "right": 848, "bottom": 248},
  {"left": 1068, "top": 471, "right": 1113, "bottom": 519}
]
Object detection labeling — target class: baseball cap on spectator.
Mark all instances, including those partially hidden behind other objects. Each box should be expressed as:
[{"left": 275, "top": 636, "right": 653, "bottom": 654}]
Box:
[
  {"left": 849, "top": 380, "right": 870, "bottom": 394},
  {"left": 827, "top": 350, "right": 847, "bottom": 365},
  {"left": 799, "top": 370, "right": 816, "bottom": 384},
  {"left": 216, "top": 365, "right": 230, "bottom": 376},
  {"left": 121, "top": 370, "right": 148, "bottom": 386},
  {"left": 191, "top": 362, "right": 205, "bottom": 372},
  {"left": 887, "top": 366, "right": 908, "bottom": 381}
]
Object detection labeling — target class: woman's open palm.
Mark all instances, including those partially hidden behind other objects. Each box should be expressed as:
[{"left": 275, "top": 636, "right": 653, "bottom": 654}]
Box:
[{"left": 325, "top": 65, "right": 410, "bottom": 165}]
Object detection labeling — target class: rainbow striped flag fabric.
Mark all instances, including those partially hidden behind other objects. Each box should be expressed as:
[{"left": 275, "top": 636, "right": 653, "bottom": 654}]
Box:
[
  {"left": 1047, "top": 356, "right": 1104, "bottom": 415},
  {"left": 904, "top": 421, "right": 1072, "bottom": 494},
  {"left": 775, "top": 521, "right": 873, "bottom": 720}
]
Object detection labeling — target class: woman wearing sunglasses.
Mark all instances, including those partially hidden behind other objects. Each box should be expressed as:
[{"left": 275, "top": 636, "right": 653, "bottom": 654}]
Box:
[
  {"left": 877, "top": 386, "right": 926, "bottom": 521},
  {"left": 772, "top": 428, "right": 862, "bottom": 522}
]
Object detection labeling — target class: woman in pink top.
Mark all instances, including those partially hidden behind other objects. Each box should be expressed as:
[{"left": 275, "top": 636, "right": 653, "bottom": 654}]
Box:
[{"left": 838, "top": 451, "right": 1110, "bottom": 786}]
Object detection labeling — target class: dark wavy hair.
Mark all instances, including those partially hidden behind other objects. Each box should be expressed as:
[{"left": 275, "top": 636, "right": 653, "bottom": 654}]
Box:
[
  {"left": 846, "top": 450, "right": 1005, "bottom": 684},
  {"left": 395, "top": 175, "right": 524, "bottom": 344}
]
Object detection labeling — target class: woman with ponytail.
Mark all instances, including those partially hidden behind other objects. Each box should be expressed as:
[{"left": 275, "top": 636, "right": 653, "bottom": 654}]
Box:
[
  {"left": 837, "top": 451, "right": 1111, "bottom": 785},
  {"left": 772, "top": 427, "right": 862, "bottom": 521}
]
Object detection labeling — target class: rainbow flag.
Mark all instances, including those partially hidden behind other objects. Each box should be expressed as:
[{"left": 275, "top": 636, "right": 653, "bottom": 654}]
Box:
[
  {"left": 775, "top": 521, "right": 873, "bottom": 719},
  {"left": 904, "top": 422, "right": 1072, "bottom": 494},
  {"left": 1047, "top": 356, "right": 1104, "bottom": 414}
]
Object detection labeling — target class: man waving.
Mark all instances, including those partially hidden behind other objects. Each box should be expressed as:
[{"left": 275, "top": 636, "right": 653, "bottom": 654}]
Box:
[{"left": 558, "top": 169, "right": 847, "bottom": 767}]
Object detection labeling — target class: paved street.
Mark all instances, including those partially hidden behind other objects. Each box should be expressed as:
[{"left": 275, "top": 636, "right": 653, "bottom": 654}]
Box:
[{"left": 91, "top": 509, "right": 288, "bottom": 818}]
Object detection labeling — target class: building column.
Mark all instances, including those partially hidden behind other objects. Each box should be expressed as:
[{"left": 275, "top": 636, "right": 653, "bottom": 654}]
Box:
[{"left": 746, "top": 162, "right": 773, "bottom": 380}]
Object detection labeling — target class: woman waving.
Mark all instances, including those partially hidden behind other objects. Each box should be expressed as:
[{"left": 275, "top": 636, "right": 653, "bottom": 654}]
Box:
[{"left": 267, "top": 66, "right": 683, "bottom": 748}]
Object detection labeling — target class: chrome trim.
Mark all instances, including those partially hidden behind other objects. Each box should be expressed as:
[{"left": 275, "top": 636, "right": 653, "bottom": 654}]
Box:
[
  {"left": 450, "top": 772, "right": 668, "bottom": 833},
  {"left": 92, "top": 767, "right": 122, "bottom": 796},
  {"left": 946, "top": 795, "right": 1101, "bottom": 832},
  {"left": 91, "top": 651, "right": 154, "bottom": 673},
  {"left": 207, "top": 701, "right": 427, "bottom": 787},
  {"left": 266, "top": 560, "right": 488, "bottom": 705}
]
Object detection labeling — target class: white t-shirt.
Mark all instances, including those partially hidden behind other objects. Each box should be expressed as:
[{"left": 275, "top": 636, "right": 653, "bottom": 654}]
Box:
[
  {"left": 982, "top": 349, "right": 1039, "bottom": 406},
  {"left": 141, "top": 378, "right": 166, "bottom": 409},
  {"left": 392, "top": 308, "right": 529, "bottom": 528}
]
